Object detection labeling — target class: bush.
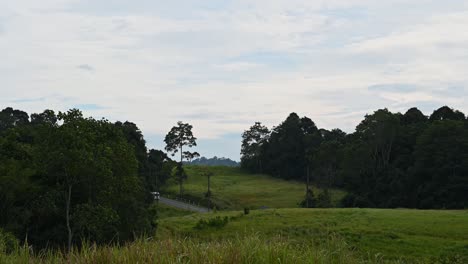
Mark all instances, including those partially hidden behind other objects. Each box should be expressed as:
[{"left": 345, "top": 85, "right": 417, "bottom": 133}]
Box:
[
  {"left": 340, "top": 193, "right": 356, "bottom": 207},
  {"left": 194, "top": 216, "right": 229, "bottom": 229},
  {"left": 316, "top": 189, "right": 332, "bottom": 208},
  {"left": 0, "top": 229, "right": 19, "bottom": 254},
  {"left": 341, "top": 193, "right": 373, "bottom": 208},
  {"left": 299, "top": 188, "right": 316, "bottom": 208}
]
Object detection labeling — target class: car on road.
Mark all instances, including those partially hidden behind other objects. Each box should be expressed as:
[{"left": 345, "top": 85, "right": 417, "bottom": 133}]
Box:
[{"left": 151, "top": 191, "right": 160, "bottom": 200}]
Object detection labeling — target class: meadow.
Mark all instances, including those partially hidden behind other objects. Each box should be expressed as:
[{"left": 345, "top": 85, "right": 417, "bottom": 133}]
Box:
[
  {"left": 163, "top": 166, "right": 346, "bottom": 210},
  {"left": 2, "top": 167, "right": 467, "bottom": 263},
  {"left": 157, "top": 208, "right": 468, "bottom": 263},
  {"left": 4, "top": 208, "right": 466, "bottom": 263}
]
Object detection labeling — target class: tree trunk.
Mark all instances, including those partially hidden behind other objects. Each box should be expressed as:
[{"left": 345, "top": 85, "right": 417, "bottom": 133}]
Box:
[{"left": 66, "top": 183, "right": 72, "bottom": 253}]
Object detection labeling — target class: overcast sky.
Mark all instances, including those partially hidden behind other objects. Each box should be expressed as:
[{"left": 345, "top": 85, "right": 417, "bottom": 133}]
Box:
[{"left": 1, "top": 0, "right": 468, "bottom": 160}]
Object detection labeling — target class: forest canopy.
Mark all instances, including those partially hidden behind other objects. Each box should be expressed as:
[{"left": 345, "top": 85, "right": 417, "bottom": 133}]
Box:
[
  {"left": 0, "top": 107, "right": 176, "bottom": 249},
  {"left": 241, "top": 106, "right": 468, "bottom": 209}
]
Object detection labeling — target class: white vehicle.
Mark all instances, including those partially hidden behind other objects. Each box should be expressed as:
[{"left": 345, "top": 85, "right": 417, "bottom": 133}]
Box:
[{"left": 151, "top": 191, "right": 160, "bottom": 200}]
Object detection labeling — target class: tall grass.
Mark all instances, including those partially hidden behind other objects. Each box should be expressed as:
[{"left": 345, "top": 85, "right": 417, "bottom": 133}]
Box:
[{"left": 1, "top": 234, "right": 358, "bottom": 264}]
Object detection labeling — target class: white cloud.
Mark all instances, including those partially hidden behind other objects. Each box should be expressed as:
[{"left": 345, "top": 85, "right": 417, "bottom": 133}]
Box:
[{"left": 1, "top": 0, "right": 468, "bottom": 159}]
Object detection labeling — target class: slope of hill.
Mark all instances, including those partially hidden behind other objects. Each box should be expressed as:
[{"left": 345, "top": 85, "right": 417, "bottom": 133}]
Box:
[
  {"left": 162, "top": 166, "right": 345, "bottom": 210},
  {"left": 157, "top": 208, "right": 468, "bottom": 262}
]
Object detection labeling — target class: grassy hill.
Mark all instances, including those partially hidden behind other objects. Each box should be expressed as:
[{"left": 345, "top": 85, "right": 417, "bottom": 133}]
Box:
[
  {"left": 6, "top": 209, "right": 466, "bottom": 263},
  {"left": 162, "top": 166, "right": 346, "bottom": 210},
  {"left": 158, "top": 208, "right": 468, "bottom": 262}
]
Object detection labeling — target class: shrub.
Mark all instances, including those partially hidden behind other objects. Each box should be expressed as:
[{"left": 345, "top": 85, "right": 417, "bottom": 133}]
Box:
[
  {"left": 0, "top": 229, "right": 19, "bottom": 254},
  {"left": 194, "top": 216, "right": 229, "bottom": 229},
  {"left": 316, "top": 189, "right": 332, "bottom": 208}
]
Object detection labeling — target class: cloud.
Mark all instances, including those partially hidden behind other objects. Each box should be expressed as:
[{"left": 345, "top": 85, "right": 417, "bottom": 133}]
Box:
[
  {"left": 368, "top": 84, "right": 417, "bottom": 93},
  {"left": 73, "top": 103, "right": 105, "bottom": 110},
  {"left": 77, "top": 64, "right": 94, "bottom": 71},
  {"left": 1, "top": 0, "right": 468, "bottom": 159}
]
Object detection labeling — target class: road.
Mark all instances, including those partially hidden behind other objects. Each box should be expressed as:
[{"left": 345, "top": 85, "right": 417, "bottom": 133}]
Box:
[{"left": 159, "top": 197, "right": 210, "bottom": 213}]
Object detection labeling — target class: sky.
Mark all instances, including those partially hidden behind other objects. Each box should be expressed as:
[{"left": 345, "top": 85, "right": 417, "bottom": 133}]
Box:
[{"left": 1, "top": 0, "right": 468, "bottom": 160}]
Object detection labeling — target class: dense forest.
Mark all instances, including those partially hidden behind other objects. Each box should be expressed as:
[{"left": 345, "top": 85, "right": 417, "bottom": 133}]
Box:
[
  {"left": 0, "top": 107, "right": 177, "bottom": 249},
  {"left": 241, "top": 106, "right": 468, "bottom": 209}
]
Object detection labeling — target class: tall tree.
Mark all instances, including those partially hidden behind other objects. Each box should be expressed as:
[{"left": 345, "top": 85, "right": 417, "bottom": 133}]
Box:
[
  {"left": 241, "top": 122, "right": 270, "bottom": 172},
  {"left": 429, "top": 106, "right": 465, "bottom": 121},
  {"left": 0, "top": 107, "right": 29, "bottom": 132},
  {"left": 147, "top": 149, "right": 175, "bottom": 190},
  {"left": 164, "top": 121, "right": 197, "bottom": 195}
]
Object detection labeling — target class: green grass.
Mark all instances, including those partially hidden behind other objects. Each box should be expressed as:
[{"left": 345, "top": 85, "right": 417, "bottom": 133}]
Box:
[
  {"left": 156, "top": 203, "right": 195, "bottom": 219},
  {"left": 163, "top": 166, "right": 346, "bottom": 210},
  {"left": 158, "top": 208, "right": 468, "bottom": 262},
  {"left": 1, "top": 235, "right": 360, "bottom": 264},
  {"left": 2, "top": 209, "right": 466, "bottom": 263}
]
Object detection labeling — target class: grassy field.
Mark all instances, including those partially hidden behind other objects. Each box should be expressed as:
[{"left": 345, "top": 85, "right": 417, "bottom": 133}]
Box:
[
  {"left": 157, "top": 208, "right": 468, "bottom": 262},
  {"left": 3, "top": 209, "right": 466, "bottom": 263},
  {"left": 3, "top": 167, "right": 466, "bottom": 263},
  {"left": 156, "top": 203, "right": 195, "bottom": 219},
  {"left": 1, "top": 235, "right": 359, "bottom": 264},
  {"left": 163, "top": 166, "right": 346, "bottom": 210}
]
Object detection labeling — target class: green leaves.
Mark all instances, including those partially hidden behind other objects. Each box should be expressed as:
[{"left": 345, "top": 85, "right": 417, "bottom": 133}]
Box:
[
  {"left": 164, "top": 121, "right": 197, "bottom": 161},
  {"left": 0, "top": 107, "right": 154, "bottom": 248},
  {"left": 164, "top": 121, "right": 197, "bottom": 195}
]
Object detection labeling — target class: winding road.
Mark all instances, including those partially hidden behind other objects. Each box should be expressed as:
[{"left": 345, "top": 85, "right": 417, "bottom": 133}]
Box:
[{"left": 159, "top": 196, "right": 210, "bottom": 213}]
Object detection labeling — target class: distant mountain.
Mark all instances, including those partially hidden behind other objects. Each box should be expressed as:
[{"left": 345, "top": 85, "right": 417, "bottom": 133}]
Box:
[{"left": 185, "top": 156, "right": 240, "bottom": 167}]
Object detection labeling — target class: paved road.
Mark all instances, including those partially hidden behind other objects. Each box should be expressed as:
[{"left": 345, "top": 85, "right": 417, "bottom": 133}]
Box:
[{"left": 159, "top": 197, "right": 210, "bottom": 213}]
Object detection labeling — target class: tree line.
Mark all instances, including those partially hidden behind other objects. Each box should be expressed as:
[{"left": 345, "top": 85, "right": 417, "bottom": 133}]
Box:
[
  {"left": 241, "top": 106, "right": 468, "bottom": 209},
  {"left": 0, "top": 107, "right": 182, "bottom": 250}
]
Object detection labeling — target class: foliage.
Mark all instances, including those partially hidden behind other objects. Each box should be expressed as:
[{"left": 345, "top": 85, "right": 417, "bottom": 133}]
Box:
[
  {"left": 241, "top": 106, "right": 468, "bottom": 209},
  {"left": 0, "top": 107, "right": 174, "bottom": 249},
  {"left": 241, "top": 122, "right": 270, "bottom": 172},
  {"left": 0, "top": 229, "right": 19, "bottom": 254},
  {"left": 164, "top": 121, "right": 198, "bottom": 195},
  {"left": 164, "top": 121, "right": 197, "bottom": 162}
]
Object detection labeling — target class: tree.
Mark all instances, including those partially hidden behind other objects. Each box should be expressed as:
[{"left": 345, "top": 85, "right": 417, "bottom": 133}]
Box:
[
  {"left": 429, "top": 106, "right": 465, "bottom": 121},
  {"left": 0, "top": 107, "right": 29, "bottom": 132},
  {"left": 147, "top": 149, "right": 176, "bottom": 190},
  {"left": 115, "top": 121, "right": 148, "bottom": 179},
  {"left": 412, "top": 120, "right": 468, "bottom": 208},
  {"left": 401, "top": 107, "right": 427, "bottom": 125},
  {"left": 241, "top": 122, "right": 270, "bottom": 172},
  {"left": 164, "top": 121, "right": 197, "bottom": 195},
  {"left": 32, "top": 109, "right": 152, "bottom": 248},
  {"left": 30, "top": 110, "right": 57, "bottom": 126}
]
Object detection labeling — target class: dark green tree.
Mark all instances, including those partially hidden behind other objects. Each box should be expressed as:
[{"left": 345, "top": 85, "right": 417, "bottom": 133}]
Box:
[
  {"left": 164, "top": 121, "right": 197, "bottom": 195},
  {"left": 241, "top": 122, "right": 270, "bottom": 172},
  {"left": 429, "top": 106, "right": 465, "bottom": 121}
]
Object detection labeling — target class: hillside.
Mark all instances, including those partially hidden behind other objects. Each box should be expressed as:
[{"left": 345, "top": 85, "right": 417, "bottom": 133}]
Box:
[
  {"left": 162, "top": 166, "right": 346, "bottom": 210},
  {"left": 157, "top": 208, "right": 468, "bottom": 262}
]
